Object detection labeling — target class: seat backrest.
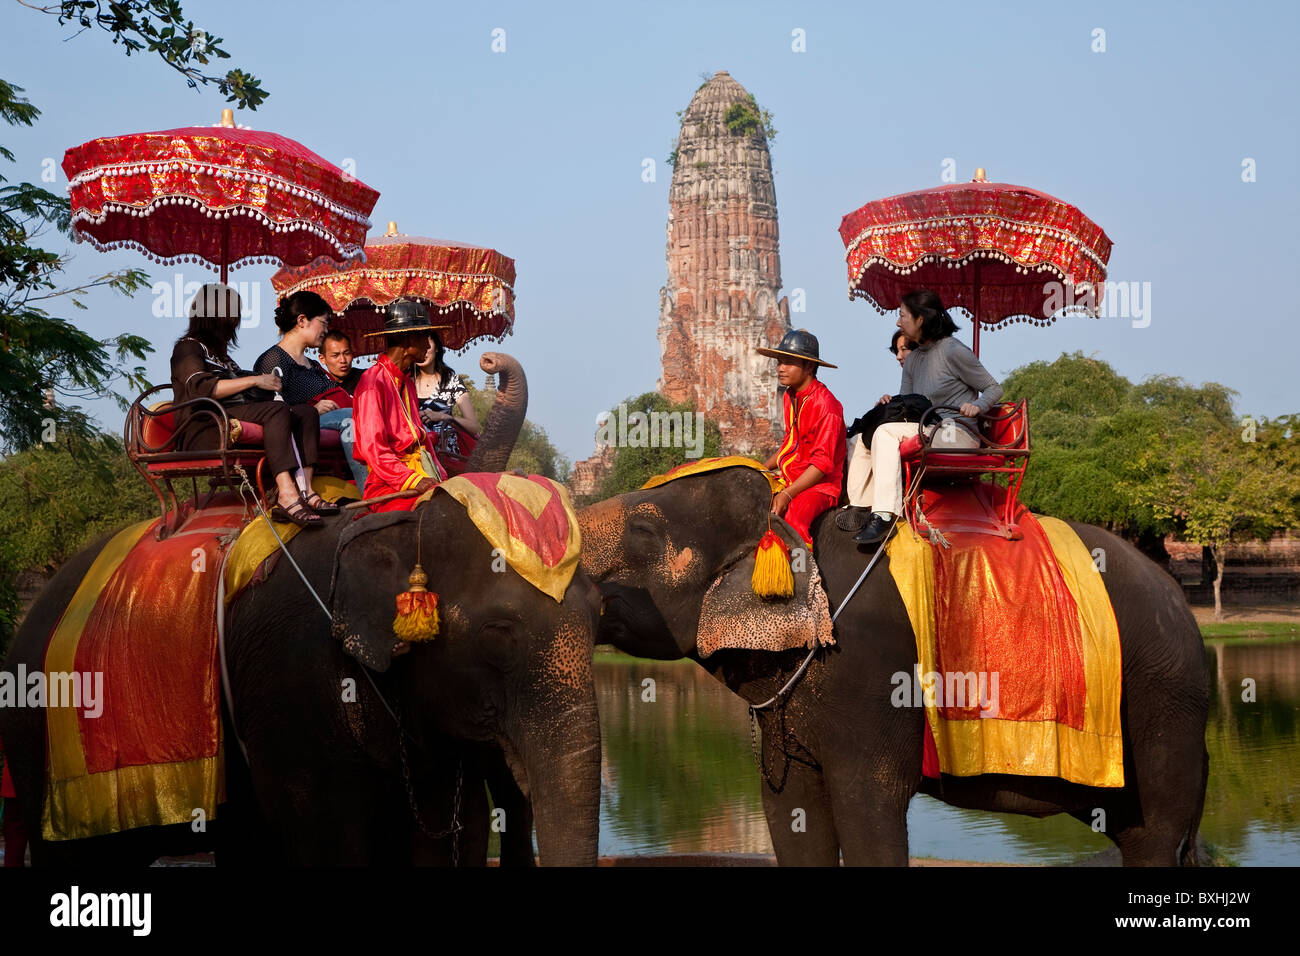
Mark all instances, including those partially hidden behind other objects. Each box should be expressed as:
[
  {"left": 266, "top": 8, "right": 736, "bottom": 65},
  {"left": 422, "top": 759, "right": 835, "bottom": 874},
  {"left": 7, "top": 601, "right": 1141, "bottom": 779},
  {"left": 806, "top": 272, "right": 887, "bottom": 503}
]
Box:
[
  {"left": 980, "top": 401, "right": 1027, "bottom": 450},
  {"left": 139, "top": 402, "right": 177, "bottom": 452}
]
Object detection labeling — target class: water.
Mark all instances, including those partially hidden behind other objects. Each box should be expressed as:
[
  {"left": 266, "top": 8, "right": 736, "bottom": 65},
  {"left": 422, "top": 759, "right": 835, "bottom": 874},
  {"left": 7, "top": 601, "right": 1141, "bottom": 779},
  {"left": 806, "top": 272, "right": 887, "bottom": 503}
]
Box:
[{"left": 596, "top": 641, "right": 1300, "bottom": 865}]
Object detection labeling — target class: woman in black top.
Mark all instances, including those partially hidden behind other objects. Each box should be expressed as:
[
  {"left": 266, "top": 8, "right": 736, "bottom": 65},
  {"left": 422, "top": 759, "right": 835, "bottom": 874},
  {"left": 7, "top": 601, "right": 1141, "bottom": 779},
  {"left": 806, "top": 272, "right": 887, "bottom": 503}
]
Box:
[
  {"left": 255, "top": 291, "right": 367, "bottom": 494},
  {"left": 170, "top": 283, "right": 324, "bottom": 527}
]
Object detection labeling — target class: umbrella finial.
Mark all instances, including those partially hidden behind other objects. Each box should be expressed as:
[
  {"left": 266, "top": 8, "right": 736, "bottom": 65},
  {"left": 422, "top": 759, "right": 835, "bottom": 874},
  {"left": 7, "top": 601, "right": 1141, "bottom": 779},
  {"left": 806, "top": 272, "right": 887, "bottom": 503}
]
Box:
[
  {"left": 386, "top": 221, "right": 399, "bottom": 236},
  {"left": 220, "top": 109, "right": 235, "bottom": 128},
  {"left": 973, "top": 168, "right": 987, "bottom": 182}
]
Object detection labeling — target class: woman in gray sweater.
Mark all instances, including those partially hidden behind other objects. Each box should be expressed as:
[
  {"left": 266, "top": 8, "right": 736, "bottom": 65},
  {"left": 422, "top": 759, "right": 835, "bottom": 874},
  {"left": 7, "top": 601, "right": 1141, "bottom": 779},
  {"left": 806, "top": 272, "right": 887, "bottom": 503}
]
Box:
[{"left": 846, "top": 289, "right": 1002, "bottom": 544}]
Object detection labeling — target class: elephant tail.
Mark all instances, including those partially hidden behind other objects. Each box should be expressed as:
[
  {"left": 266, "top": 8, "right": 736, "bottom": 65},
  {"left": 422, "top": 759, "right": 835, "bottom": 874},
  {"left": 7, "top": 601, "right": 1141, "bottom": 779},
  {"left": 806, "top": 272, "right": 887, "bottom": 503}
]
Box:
[{"left": 1180, "top": 745, "right": 1209, "bottom": 866}]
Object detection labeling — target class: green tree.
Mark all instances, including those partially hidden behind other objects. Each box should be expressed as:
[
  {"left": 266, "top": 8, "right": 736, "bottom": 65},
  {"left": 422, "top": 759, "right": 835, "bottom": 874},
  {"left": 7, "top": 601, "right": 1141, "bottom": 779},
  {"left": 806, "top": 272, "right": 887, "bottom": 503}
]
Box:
[
  {"left": 1129, "top": 418, "right": 1300, "bottom": 619},
  {"left": 0, "top": 80, "right": 154, "bottom": 454},
  {"left": 0, "top": 434, "right": 156, "bottom": 654},
  {"left": 597, "top": 391, "right": 722, "bottom": 497},
  {"left": 464, "top": 381, "right": 570, "bottom": 481}
]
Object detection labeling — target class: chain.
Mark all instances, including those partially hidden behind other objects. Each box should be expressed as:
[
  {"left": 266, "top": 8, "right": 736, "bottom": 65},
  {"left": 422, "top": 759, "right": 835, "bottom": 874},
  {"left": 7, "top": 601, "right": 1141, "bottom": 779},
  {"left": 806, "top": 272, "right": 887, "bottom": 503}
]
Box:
[
  {"left": 748, "top": 703, "right": 792, "bottom": 793},
  {"left": 397, "top": 711, "right": 464, "bottom": 863}
]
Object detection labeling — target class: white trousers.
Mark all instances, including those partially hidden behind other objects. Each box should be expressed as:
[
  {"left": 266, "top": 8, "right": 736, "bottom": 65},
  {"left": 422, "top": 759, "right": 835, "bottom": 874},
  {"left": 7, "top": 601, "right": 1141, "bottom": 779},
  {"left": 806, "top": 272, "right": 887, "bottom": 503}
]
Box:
[{"left": 845, "top": 420, "right": 980, "bottom": 514}]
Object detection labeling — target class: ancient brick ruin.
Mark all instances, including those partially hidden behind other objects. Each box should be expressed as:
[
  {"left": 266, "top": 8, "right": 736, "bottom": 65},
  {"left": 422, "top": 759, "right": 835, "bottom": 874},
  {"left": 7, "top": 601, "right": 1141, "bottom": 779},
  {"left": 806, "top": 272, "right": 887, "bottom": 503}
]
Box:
[
  {"left": 570, "top": 70, "right": 791, "bottom": 498},
  {"left": 657, "top": 71, "right": 790, "bottom": 456}
]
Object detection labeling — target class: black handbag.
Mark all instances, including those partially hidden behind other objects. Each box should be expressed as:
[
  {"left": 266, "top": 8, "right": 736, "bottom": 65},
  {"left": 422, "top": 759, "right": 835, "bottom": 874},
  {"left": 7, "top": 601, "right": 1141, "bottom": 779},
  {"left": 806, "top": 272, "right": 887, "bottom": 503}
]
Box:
[{"left": 846, "top": 393, "right": 932, "bottom": 445}]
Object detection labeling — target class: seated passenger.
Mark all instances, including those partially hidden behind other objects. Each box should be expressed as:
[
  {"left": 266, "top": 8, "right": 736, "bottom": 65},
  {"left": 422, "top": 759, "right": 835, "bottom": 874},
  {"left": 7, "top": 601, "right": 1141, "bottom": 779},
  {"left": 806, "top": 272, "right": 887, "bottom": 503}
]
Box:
[
  {"left": 254, "top": 291, "right": 366, "bottom": 494},
  {"left": 352, "top": 301, "right": 448, "bottom": 513},
  {"left": 412, "top": 330, "right": 480, "bottom": 466},
  {"left": 320, "top": 329, "right": 363, "bottom": 395},
  {"left": 846, "top": 289, "right": 1003, "bottom": 545},
  {"left": 757, "top": 328, "right": 846, "bottom": 548},
  {"left": 170, "top": 283, "right": 325, "bottom": 527},
  {"left": 836, "top": 331, "right": 921, "bottom": 534},
  {"left": 889, "top": 329, "right": 917, "bottom": 368}
]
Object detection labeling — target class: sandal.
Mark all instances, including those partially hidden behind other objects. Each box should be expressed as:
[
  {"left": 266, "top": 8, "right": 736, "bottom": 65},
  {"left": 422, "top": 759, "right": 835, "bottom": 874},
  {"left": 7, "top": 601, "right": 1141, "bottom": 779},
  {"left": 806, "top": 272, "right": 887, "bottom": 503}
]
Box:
[
  {"left": 271, "top": 498, "right": 325, "bottom": 528},
  {"left": 301, "top": 491, "right": 341, "bottom": 515}
]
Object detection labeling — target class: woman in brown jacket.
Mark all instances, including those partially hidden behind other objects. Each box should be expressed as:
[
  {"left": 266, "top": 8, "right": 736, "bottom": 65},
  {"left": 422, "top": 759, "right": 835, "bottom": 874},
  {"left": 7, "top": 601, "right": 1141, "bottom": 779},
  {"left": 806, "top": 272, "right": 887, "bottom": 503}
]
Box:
[{"left": 170, "top": 283, "right": 326, "bottom": 527}]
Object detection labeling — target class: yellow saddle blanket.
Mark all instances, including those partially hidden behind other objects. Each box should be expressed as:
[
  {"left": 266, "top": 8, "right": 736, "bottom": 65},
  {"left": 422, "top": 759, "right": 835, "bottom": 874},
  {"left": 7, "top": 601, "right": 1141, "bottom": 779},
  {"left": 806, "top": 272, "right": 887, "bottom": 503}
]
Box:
[{"left": 887, "top": 511, "right": 1124, "bottom": 788}]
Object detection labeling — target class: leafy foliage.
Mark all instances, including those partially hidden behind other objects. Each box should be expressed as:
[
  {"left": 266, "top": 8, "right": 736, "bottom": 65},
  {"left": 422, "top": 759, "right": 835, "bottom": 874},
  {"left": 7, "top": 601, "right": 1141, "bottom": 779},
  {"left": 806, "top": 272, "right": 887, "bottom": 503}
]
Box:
[
  {"left": 30, "top": 0, "right": 268, "bottom": 109},
  {"left": 597, "top": 391, "right": 722, "bottom": 497},
  {"left": 1002, "top": 351, "right": 1299, "bottom": 562},
  {"left": 0, "top": 79, "right": 154, "bottom": 455},
  {"left": 0, "top": 434, "right": 156, "bottom": 654},
  {"left": 724, "top": 96, "right": 777, "bottom": 142}
]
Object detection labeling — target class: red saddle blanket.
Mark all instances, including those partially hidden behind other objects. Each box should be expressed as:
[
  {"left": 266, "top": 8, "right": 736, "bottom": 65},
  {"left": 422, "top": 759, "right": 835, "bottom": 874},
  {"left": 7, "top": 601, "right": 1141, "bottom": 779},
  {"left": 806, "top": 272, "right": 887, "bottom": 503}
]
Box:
[
  {"left": 40, "top": 504, "right": 247, "bottom": 840},
  {"left": 886, "top": 483, "right": 1124, "bottom": 788}
]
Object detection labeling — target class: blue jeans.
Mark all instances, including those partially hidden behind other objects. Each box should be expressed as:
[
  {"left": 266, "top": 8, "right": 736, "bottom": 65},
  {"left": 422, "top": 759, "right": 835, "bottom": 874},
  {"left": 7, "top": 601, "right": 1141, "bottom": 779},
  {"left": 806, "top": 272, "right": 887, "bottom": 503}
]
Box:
[{"left": 318, "top": 407, "right": 367, "bottom": 494}]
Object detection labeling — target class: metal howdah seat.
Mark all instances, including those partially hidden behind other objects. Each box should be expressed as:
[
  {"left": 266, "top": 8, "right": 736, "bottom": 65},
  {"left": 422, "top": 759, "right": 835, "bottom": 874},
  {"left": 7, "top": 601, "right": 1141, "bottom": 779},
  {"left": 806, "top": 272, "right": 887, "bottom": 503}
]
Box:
[
  {"left": 899, "top": 399, "right": 1031, "bottom": 539},
  {"left": 124, "top": 385, "right": 348, "bottom": 538}
]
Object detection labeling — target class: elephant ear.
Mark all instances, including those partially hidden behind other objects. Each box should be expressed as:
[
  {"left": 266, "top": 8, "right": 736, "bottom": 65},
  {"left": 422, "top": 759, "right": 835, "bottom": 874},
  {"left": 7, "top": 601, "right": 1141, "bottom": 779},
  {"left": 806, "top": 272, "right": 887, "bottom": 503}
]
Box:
[
  {"left": 695, "top": 517, "right": 835, "bottom": 658},
  {"left": 328, "top": 510, "right": 420, "bottom": 672}
]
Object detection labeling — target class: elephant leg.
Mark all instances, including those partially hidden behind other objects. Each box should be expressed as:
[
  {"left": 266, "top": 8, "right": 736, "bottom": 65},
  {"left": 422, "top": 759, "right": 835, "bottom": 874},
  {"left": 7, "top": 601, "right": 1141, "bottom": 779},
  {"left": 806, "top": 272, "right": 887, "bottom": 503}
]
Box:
[
  {"left": 824, "top": 774, "right": 913, "bottom": 866},
  {"left": 758, "top": 760, "right": 840, "bottom": 866},
  {"left": 479, "top": 746, "right": 535, "bottom": 866}
]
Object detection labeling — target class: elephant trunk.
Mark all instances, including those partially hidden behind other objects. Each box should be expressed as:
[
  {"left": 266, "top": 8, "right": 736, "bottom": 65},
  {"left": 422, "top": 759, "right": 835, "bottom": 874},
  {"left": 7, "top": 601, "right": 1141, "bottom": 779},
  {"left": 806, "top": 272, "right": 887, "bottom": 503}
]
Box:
[
  {"left": 513, "top": 697, "right": 601, "bottom": 866},
  {"left": 464, "top": 352, "right": 527, "bottom": 473}
]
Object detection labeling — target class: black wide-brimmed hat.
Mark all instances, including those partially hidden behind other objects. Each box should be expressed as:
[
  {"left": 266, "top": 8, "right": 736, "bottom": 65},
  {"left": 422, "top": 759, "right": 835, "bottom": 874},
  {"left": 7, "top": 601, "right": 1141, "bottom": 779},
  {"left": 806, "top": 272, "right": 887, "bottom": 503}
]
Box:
[
  {"left": 756, "top": 328, "right": 837, "bottom": 368},
  {"left": 363, "top": 299, "right": 452, "bottom": 338}
]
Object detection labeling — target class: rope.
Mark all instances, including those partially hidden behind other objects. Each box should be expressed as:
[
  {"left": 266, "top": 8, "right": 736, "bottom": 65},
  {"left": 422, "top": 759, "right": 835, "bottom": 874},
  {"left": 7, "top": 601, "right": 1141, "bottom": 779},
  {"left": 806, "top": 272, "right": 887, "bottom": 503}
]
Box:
[
  {"left": 750, "top": 520, "right": 896, "bottom": 711},
  {"left": 747, "top": 520, "right": 898, "bottom": 788}
]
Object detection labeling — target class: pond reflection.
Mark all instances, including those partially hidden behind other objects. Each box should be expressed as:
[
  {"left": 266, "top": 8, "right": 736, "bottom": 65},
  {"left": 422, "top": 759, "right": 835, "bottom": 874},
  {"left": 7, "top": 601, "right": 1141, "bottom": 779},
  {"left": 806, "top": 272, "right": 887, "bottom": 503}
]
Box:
[{"left": 596, "top": 641, "right": 1300, "bottom": 864}]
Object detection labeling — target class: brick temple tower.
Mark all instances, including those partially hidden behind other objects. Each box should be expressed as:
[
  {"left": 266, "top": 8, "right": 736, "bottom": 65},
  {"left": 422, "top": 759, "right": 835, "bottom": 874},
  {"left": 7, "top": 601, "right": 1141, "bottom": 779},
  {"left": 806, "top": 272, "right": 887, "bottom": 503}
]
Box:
[{"left": 657, "top": 71, "right": 790, "bottom": 455}]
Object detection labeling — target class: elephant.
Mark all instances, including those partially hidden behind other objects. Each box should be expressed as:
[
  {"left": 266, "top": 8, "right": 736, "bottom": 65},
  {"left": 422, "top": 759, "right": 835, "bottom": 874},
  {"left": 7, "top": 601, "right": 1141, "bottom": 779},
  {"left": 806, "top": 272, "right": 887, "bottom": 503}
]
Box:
[
  {"left": 578, "top": 465, "right": 1210, "bottom": 866},
  {"left": 1, "top": 353, "right": 602, "bottom": 866}
]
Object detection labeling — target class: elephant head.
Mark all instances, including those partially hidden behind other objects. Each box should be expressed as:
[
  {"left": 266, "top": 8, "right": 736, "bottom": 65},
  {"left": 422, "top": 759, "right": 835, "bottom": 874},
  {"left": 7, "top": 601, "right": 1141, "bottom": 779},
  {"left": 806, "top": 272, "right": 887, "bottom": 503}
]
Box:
[
  {"left": 578, "top": 465, "right": 831, "bottom": 661},
  {"left": 329, "top": 492, "right": 600, "bottom": 866}
]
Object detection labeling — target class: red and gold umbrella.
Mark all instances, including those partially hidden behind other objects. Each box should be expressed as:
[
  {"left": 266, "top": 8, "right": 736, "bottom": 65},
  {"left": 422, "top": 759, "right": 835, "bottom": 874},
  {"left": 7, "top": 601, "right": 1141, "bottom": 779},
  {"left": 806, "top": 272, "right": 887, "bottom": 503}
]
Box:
[
  {"left": 838, "top": 169, "right": 1112, "bottom": 355},
  {"left": 271, "top": 222, "right": 516, "bottom": 357},
  {"left": 63, "top": 110, "right": 380, "bottom": 282}
]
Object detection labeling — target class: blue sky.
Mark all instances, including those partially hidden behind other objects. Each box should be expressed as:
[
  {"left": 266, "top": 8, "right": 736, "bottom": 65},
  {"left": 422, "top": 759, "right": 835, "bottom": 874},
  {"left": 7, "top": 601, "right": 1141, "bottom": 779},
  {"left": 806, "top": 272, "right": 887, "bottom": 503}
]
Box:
[{"left": 2, "top": 0, "right": 1297, "bottom": 462}]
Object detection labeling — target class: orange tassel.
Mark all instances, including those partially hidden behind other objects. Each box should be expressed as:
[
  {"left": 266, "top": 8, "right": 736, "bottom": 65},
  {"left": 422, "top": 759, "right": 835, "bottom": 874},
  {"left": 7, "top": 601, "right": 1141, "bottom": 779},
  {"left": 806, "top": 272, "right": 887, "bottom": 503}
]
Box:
[
  {"left": 752, "top": 529, "right": 794, "bottom": 599},
  {"left": 393, "top": 563, "right": 440, "bottom": 641}
]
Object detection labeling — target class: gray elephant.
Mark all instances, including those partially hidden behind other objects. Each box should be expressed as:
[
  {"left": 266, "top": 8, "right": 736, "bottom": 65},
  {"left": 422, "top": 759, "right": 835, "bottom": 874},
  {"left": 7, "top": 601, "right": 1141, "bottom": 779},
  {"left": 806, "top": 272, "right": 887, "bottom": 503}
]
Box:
[
  {"left": 1, "top": 354, "right": 601, "bottom": 866},
  {"left": 579, "top": 465, "right": 1209, "bottom": 866}
]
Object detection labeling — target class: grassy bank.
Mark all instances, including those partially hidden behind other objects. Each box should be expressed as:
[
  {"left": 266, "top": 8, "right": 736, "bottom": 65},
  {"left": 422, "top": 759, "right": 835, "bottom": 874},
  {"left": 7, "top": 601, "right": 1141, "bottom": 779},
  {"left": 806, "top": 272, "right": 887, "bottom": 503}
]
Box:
[{"left": 1199, "top": 621, "right": 1300, "bottom": 643}]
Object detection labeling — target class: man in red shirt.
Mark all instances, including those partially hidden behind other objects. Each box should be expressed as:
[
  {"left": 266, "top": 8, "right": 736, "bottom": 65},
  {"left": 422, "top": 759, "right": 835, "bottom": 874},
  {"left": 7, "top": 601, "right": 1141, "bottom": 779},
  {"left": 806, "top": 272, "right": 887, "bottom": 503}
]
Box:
[
  {"left": 353, "top": 301, "right": 449, "bottom": 512},
  {"left": 758, "top": 329, "right": 846, "bottom": 548}
]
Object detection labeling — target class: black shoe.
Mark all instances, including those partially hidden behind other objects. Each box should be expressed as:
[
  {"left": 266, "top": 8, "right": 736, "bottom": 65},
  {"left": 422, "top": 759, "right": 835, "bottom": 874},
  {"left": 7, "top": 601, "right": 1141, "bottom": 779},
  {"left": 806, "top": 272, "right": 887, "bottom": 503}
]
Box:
[
  {"left": 852, "top": 513, "right": 896, "bottom": 546},
  {"left": 835, "top": 506, "right": 872, "bottom": 533}
]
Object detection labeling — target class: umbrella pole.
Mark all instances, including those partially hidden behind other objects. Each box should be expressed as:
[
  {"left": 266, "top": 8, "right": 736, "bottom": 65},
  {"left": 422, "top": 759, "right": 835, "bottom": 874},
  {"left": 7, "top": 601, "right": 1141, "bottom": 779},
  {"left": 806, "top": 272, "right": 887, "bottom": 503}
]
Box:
[
  {"left": 972, "top": 261, "right": 981, "bottom": 358},
  {"left": 220, "top": 219, "right": 230, "bottom": 285}
]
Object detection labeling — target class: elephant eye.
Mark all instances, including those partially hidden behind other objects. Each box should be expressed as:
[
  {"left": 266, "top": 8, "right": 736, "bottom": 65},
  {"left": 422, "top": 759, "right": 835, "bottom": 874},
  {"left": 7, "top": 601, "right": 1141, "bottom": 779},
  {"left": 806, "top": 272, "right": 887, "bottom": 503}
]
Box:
[{"left": 629, "top": 519, "right": 659, "bottom": 539}]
